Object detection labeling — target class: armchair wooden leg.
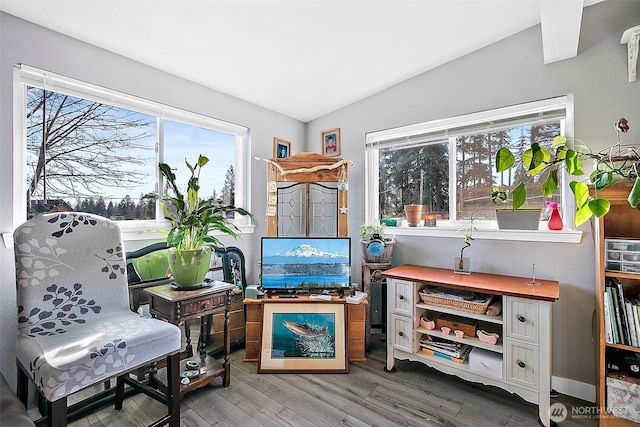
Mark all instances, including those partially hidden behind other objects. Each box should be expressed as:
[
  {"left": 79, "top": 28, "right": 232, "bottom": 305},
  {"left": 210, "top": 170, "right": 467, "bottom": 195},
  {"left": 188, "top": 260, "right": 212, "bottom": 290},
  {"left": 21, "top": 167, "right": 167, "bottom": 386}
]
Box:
[
  {"left": 16, "top": 366, "right": 29, "bottom": 406},
  {"left": 166, "top": 352, "right": 180, "bottom": 426},
  {"left": 115, "top": 375, "right": 125, "bottom": 410},
  {"left": 47, "top": 397, "right": 67, "bottom": 427}
]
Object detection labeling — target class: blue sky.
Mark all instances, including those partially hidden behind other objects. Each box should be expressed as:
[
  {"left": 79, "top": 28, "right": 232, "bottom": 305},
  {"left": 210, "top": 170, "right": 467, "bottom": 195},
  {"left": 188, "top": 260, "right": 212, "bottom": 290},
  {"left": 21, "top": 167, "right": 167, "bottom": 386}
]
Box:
[{"left": 261, "top": 237, "right": 351, "bottom": 257}]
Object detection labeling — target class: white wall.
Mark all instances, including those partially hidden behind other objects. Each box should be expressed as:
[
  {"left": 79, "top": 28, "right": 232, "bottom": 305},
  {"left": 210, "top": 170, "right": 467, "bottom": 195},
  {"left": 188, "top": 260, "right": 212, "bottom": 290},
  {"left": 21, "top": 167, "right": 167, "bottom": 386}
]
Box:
[
  {"left": 0, "top": 12, "right": 304, "bottom": 390},
  {"left": 306, "top": 0, "right": 640, "bottom": 400},
  {"left": 2, "top": 0, "right": 639, "bottom": 403}
]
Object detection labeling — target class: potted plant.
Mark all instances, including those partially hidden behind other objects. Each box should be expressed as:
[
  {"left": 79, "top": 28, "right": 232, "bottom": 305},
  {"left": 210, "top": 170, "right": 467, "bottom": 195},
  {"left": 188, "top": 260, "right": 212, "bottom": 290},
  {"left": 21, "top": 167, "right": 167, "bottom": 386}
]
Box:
[
  {"left": 490, "top": 186, "right": 542, "bottom": 230},
  {"left": 404, "top": 204, "right": 423, "bottom": 227},
  {"left": 359, "top": 224, "right": 395, "bottom": 263},
  {"left": 158, "top": 155, "right": 253, "bottom": 288},
  {"left": 454, "top": 214, "right": 476, "bottom": 274},
  {"left": 494, "top": 118, "right": 639, "bottom": 227}
]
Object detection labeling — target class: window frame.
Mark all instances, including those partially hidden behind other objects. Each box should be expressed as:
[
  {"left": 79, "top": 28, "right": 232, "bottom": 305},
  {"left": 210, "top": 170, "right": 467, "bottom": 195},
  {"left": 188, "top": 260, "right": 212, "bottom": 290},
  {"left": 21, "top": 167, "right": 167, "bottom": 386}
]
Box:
[
  {"left": 365, "top": 96, "right": 583, "bottom": 243},
  {"left": 13, "top": 64, "right": 253, "bottom": 239}
]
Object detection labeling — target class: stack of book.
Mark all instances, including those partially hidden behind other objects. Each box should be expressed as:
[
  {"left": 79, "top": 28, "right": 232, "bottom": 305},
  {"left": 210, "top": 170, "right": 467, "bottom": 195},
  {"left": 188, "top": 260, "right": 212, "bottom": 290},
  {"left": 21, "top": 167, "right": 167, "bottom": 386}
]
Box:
[
  {"left": 604, "top": 277, "right": 640, "bottom": 347},
  {"left": 419, "top": 334, "right": 472, "bottom": 363}
]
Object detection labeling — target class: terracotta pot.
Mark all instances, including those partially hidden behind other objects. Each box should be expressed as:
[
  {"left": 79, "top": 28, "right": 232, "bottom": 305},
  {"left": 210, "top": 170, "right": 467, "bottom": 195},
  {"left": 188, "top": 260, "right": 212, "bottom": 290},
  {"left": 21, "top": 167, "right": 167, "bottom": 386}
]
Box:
[{"left": 405, "top": 204, "right": 423, "bottom": 227}]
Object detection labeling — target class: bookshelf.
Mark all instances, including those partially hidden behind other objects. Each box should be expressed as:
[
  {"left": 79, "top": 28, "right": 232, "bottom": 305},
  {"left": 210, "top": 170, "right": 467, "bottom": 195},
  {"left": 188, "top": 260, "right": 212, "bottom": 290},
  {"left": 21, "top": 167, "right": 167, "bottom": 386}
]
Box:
[{"left": 595, "top": 183, "right": 640, "bottom": 426}]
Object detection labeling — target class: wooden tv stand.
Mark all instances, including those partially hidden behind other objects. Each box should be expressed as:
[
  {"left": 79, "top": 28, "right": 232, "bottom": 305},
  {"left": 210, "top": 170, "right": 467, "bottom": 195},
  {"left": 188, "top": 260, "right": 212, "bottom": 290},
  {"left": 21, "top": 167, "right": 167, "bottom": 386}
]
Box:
[
  {"left": 243, "top": 295, "right": 367, "bottom": 363},
  {"left": 382, "top": 265, "right": 559, "bottom": 427}
]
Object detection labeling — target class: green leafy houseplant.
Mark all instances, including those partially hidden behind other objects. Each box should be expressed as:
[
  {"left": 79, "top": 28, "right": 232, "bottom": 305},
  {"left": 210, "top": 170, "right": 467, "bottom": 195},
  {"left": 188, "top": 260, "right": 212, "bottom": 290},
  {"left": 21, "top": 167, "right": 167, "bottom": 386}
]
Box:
[
  {"left": 490, "top": 185, "right": 542, "bottom": 230},
  {"left": 494, "top": 118, "right": 639, "bottom": 226},
  {"left": 159, "top": 155, "right": 253, "bottom": 250},
  {"left": 359, "top": 224, "right": 386, "bottom": 241},
  {"left": 158, "top": 155, "right": 253, "bottom": 286}
]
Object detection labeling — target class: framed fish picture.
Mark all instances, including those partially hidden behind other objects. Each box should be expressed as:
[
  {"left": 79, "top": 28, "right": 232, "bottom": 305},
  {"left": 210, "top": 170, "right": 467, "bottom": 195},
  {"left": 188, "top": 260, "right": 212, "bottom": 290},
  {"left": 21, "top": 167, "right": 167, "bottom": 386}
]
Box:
[{"left": 258, "top": 302, "right": 348, "bottom": 373}]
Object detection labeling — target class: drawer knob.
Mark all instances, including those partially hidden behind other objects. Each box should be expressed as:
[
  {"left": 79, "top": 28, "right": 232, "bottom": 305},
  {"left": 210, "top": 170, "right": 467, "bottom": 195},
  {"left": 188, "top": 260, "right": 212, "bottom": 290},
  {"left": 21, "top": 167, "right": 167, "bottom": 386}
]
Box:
[
  {"left": 517, "top": 360, "right": 526, "bottom": 368},
  {"left": 516, "top": 314, "right": 526, "bottom": 323},
  {"left": 399, "top": 295, "right": 405, "bottom": 300},
  {"left": 398, "top": 331, "right": 404, "bottom": 337}
]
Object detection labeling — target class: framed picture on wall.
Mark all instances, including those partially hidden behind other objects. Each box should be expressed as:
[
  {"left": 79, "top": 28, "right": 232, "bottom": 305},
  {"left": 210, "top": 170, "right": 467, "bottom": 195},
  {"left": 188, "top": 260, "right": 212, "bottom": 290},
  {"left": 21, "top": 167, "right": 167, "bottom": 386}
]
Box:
[
  {"left": 321, "top": 128, "right": 341, "bottom": 157},
  {"left": 258, "top": 302, "right": 348, "bottom": 373},
  {"left": 274, "top": 137, "right": 291, "bottom": 159}
]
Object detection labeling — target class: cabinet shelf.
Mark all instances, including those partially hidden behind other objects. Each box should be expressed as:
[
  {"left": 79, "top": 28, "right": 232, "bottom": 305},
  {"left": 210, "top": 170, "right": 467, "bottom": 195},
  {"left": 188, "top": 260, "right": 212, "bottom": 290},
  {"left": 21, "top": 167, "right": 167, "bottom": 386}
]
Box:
[
  {"left": 605, "top": 342, "right": 640, "bottom": 352},
  {"left": 417, "top": 326, "right": 504, "bottom": 353},
  {"left": 416, "top": 302, "right": 503, "bottom": 325},
  {"left": 605, "top": 271, "right": 640, "bottom": 281}
]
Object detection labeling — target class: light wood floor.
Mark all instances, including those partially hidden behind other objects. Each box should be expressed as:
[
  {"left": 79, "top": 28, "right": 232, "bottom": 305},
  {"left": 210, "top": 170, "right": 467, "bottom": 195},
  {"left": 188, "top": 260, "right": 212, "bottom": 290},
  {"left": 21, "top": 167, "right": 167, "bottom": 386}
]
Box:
[{"left": 60, "top": 334, "right": 597, "bottom": 427}]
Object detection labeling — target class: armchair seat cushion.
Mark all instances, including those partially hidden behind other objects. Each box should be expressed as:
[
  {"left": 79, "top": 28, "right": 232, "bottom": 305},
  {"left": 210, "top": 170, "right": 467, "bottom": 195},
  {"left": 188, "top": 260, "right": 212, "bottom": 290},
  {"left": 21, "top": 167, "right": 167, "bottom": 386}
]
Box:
[{"left": 16, "top": 309, "right": 180, "bottom": 402}]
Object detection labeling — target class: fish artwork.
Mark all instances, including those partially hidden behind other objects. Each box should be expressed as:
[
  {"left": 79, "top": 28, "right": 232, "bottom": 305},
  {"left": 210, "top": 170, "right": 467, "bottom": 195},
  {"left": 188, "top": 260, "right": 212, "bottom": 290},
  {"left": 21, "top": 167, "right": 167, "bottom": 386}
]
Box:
[{"left": 282, "top": 320, "right": 335, "bottom": 358}]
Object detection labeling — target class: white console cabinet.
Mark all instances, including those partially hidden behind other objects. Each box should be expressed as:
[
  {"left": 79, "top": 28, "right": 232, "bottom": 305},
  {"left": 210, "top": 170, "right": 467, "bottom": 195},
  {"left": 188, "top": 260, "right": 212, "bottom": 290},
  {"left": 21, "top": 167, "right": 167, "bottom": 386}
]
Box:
[{"left": 383, "top": 265, "right": 559, "bottom": 427}]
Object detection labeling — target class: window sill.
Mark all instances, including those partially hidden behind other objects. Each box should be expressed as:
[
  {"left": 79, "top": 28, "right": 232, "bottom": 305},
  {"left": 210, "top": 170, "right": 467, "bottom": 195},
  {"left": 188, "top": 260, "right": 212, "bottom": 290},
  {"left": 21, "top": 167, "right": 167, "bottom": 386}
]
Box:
[
  {"left": 381, "top": 225, "right": 583, "bottom": 244},
  {"left": 119, "top": 221, "right": 256, "bottom": 242}
]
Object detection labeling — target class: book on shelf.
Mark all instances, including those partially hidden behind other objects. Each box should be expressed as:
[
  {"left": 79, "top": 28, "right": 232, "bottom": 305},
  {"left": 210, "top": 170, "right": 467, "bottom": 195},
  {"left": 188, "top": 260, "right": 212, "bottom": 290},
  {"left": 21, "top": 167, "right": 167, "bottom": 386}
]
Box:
[
  {"left": 632, "top": 303, "right": 640, "bottom": 348},
  {"left": 419, "top": 335, "right": 470, "bottom": 358},
  {"left": 615, "top": 280, "right": 632, "bottom": 345},
  {"left": 421, "top": 346, "right": 472, "bottom": 363},
  {"left": 626, "top": 301, "right": 639, "bottom": 347},
  {"left": 608, "top": 280, "right": 628, "bottom": 345},
  {"left": 605, "top": 286, "right": 620, "bottom": 344},
  {"left": 604, "top": 291, "right": 614, "bottom": 344}
]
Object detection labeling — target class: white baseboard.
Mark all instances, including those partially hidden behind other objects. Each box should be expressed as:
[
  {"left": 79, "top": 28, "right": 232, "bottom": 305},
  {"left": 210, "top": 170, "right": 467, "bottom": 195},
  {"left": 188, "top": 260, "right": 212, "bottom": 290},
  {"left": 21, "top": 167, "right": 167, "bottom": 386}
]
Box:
[{"left": 552, "top": 375, "right": 596, "bottom": 403}]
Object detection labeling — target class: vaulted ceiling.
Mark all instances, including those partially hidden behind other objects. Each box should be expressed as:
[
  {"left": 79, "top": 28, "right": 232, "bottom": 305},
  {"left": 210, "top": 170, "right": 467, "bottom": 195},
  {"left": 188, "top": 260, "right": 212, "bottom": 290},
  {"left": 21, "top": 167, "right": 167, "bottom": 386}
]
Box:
[{"left": 0, "top": 0, "right": 604, "bottom": 122}]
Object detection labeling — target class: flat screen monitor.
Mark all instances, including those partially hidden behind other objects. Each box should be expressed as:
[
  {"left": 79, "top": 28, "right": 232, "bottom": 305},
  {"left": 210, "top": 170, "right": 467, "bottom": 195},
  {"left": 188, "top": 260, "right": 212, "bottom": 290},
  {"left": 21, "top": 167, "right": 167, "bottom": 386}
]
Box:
[{"left": 260, "top": 237, "right": 351, "bottom": 295}]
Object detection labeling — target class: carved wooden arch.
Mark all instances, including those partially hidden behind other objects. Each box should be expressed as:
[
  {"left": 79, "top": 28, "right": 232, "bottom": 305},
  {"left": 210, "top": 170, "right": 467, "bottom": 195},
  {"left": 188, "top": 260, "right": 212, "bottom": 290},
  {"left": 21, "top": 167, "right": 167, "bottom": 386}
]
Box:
[{"left": 258, "top": 152, "right": 353, "bottom": 237}]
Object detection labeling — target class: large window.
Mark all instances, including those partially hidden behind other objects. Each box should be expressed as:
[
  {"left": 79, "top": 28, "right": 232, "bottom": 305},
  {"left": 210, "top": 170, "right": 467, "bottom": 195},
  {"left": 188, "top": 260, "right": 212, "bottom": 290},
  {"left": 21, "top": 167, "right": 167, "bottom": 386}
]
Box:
[
  {"left": 365, "top": 96, "right": 572, "bottom": 226},
  {"left": 16, "top": 65, "right": 250, "bottom": 227}
]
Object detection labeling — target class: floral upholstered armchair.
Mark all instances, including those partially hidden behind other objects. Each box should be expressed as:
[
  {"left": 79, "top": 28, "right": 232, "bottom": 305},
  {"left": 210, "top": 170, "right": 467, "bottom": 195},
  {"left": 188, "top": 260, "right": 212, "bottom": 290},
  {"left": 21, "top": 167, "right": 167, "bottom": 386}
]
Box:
[{"left": 13, "top": 212, "right": 182, "bottom": 426}]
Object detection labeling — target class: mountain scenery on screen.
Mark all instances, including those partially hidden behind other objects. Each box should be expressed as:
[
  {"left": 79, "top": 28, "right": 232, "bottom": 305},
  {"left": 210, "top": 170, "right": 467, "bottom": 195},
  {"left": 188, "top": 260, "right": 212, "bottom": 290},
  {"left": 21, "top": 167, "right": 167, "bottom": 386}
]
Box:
[{"left": 262, "top": 243, "right": 350, "bottom": 290}]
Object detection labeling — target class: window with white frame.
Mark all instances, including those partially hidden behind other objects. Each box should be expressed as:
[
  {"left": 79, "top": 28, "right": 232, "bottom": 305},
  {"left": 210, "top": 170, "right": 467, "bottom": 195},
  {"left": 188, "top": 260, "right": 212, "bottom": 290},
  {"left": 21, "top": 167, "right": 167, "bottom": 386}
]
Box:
[
  {"left": 365, "top": 96, "right": 572, "bottom": 226},
  {"left": 15, "top": 65, "right": 250, "bottom": 227}
]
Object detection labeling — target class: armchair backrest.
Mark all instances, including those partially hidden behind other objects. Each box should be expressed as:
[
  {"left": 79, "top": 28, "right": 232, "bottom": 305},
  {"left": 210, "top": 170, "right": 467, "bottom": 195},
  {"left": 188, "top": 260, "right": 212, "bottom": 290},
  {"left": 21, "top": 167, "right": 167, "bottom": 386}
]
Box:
[
  {"left": 14, "top": 213, "right": 129, "bottom": 337},
  {"left": 213, "top": 246, "right": 247, "bottom": 289}
]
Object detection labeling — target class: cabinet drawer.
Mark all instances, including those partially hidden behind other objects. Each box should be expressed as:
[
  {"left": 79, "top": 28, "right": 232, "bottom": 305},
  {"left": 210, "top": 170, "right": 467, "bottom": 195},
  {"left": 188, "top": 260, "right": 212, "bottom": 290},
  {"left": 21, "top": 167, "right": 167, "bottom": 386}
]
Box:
[
  {"left": 505, "top": 341, "right": 539, "bottom": 389},
  {"left": 505, "top": 297, "right": 539, "bottom": 343},
  {"left": 180, "top": 294, "right": 226, "bottom": 317},
  {"left": 391, "top": 279, "right": 413, "bottom": 316},
  {"left": 391, "top": 314, "right": 413, "bottom": 352}
]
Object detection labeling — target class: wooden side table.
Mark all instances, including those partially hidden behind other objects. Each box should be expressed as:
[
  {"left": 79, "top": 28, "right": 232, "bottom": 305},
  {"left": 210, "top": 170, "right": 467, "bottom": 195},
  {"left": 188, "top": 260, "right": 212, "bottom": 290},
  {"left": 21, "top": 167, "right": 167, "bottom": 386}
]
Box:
[
  {"left": 144, "top": 281, "right": 235, "bottom": 397},
  {"left": 362, "top": 260, "right": 392, "bottom": 350}
]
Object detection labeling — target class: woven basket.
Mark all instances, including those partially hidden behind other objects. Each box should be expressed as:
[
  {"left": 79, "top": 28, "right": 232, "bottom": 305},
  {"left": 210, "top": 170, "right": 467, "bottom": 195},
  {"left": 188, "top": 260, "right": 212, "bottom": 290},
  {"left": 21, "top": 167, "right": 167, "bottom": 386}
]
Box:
[
  {"left": 360, "top": 240, "right": 394, "bottom": 263},
  {"left": 419, "top": 290, "right": 492, "bottom": 314}
]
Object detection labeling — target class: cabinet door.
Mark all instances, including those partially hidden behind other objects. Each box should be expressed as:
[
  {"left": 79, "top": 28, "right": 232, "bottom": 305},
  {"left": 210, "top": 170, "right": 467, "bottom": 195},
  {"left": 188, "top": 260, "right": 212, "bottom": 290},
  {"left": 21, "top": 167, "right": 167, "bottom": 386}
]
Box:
[
  {"left": 505, "top": 297, "right": 539, "bottom": 344},
  {"left": 391, "top": 314, "right": 413, "bottom": 352},
  {"left": 391, "top": 279, "right": 413, "bottom": 316},
  {"left": 505, "top": 341, "right": 540, "bottom": 389}
]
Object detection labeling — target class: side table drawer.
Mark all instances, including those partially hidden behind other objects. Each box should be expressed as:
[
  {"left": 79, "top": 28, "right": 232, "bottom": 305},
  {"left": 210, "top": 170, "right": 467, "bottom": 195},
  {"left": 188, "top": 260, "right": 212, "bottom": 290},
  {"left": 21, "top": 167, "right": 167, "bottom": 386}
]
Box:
[
  {"left": 391, "top": 314, "right": 413, "bottom": 352},
  {"left": 180, "top": 294, "right": 226, "bottom": 316},
  {"left": 391, "top": 279, "right": 413, "bottom": 316},
  {"left": 505, "top": 341, "right": 539, "bottom": 389},
  {"left": 505, "top": 297, "right": 539, "bottom": 343}
]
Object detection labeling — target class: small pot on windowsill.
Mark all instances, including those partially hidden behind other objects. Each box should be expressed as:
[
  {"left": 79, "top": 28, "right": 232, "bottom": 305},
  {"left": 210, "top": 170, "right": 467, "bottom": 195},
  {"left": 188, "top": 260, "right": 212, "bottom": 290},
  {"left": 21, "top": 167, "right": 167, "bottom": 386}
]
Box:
[
  {"left": 405, "top": 204, "right": 423, "bottom": 227},
  {"left": 495, "top": 208, "right": 542, "bottom": 230}
]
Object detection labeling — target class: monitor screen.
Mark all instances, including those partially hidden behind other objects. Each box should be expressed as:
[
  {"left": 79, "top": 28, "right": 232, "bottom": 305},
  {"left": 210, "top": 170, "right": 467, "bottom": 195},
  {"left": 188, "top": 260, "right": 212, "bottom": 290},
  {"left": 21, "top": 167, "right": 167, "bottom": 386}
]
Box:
[{"left": 260, "top": 237, "right": 351, "bottom": 293}]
